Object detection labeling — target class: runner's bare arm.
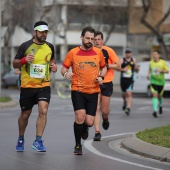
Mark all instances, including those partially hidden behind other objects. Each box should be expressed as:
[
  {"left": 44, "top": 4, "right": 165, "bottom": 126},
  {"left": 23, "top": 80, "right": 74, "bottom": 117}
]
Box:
[
  {"left": 61, "top": 66, "right": 74, "bottom": 79},
  {"left": 50, "top": 59, "right": 57, "bottom": 73},
  {"left": 108, "top": 62, "right": 121, "bottom": 71},
  {"left": 133, "top": 58, "right": 140, "bottom": 72},
  {"left": 13, "top": 54, "right": 34, "bottom": 68}
]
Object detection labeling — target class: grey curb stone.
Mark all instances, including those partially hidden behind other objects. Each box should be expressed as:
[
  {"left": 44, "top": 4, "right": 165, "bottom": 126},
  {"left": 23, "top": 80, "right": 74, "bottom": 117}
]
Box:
[
  {"left": 0, "top": 100, "right": 18, "bottom": 108},
  {"left": 121, "top": 134, "right": 170, "bottom": 162}
]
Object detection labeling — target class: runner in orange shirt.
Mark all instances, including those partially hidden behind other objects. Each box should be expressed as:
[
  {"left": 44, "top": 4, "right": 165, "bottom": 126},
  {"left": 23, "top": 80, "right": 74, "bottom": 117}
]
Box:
[
  {"left": 61, "top": 27, "right": 107, "bottom": 155},
  {"left": 93, "top": 31, "right": 120, "bottom": 141}
]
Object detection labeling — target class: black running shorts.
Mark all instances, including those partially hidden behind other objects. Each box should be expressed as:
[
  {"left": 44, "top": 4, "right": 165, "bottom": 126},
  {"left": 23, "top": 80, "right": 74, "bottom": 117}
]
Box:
[
  {"left": 151, "top": 84, "right": 164, "bottom": 95},
  {"left": 100, "top": 81, "right": 113, "bottom": 97},
  {"left": 20, "top": 86, "right": 51, "bottom": 111},
  {"left": 120, "top": 78, "right": 134, "bottom": 93},
  {"left": 71, "top": 91, "right": 98, "bottom": 116}
]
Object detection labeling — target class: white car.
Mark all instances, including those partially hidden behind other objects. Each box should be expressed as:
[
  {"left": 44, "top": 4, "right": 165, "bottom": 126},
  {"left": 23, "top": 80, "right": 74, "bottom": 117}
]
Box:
[{"left": 133, "top": 61, "right": 170, "bottom": 97}]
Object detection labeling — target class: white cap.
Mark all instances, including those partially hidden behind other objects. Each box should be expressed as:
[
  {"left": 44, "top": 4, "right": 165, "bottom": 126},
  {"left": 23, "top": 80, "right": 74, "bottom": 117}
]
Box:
[{"left": 34, "top": 25, "right": 49, "bottom": 32}]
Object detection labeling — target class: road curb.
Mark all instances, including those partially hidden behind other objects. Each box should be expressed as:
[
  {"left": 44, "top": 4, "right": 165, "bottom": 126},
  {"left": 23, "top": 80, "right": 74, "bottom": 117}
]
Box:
[
  {"left": 0, "top": 100, "right": 18, "bottom": 108},
  {"left": 121, "top": 134, "right": 170, "bottom": 163}
]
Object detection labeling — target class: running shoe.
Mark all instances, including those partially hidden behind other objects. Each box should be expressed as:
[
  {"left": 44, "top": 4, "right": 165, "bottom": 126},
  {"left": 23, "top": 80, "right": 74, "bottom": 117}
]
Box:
[
  {"left": 122, "top": 101, "right": 127, "bottom": 111},
  {"left": 125, "top": 108, "right": 130, "bottom": 115},
  {"left": 82, "top": 125, "right": 89, "bottom": 140},
  {"left": 16, "top": 139, "right": 24, "bottom": 152},
  {"left": 32, "top": 140, "right": 46, "bottom": 152},
  {"left": 152, "top": 111, "right": 158, "bottom": 118},
  {"left": 93, "top": 132, "right": 102, "bottom": 141},
  {"left": 74, "top": 144, "right": 82, "bottom": 155},
  {"left": 159, "top": 107, "right": 163, "bottom": 114},
  {"left": 102, "top": 120, "right": 110, "bottom": 130}
]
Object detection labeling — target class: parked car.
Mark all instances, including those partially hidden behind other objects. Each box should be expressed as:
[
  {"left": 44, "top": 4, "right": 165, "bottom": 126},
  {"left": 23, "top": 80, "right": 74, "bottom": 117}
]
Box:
[
  {"left": 2, "top": 70, "right": 20, "bottom": 88},
  {"left": 133, "top": 61, "right": 170, "bottom": 97},
  {"left": 0, "top": 62, "right": 10, "bottom": 77}
]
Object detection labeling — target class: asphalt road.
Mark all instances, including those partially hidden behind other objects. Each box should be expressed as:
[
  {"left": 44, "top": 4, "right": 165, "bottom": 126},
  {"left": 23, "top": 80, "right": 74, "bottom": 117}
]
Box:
[{"left": 0, "top": 87, "right": 170, "bottom": 170}]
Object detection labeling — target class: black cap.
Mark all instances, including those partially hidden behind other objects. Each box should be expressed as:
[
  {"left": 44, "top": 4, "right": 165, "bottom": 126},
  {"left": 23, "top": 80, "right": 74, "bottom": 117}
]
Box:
[
  {"left": 125, "top": 48, "right": 132, "bottom": 53},
  {"left": 34, "top": 21, "right": 48, "bottom": 28}
]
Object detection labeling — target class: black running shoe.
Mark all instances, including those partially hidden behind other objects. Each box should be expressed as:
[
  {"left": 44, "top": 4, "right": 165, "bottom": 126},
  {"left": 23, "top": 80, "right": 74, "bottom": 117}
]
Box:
[
  {"left": 122, "top": 101, "right": 127, "bottom": 111},
  {"left": 159, "top": 107, "right": 163, "bottom": 114},
  {"left": 153, "top": 111, "right": 158, "bottom": 118},
  {"left": 93, "top": 132, "right": 102, "bottom": 141},
  {"left": 102, "top": 120, "right": 110, "bottom": 130},
  {"left": 125, "top": 108, "right": 130, "bottom": 115},
  {"left": 74, "top": 145, "right": 82, "bottom": 155},
  {"left": 82, "top": 126, "right": 89, "bottom": 140}
]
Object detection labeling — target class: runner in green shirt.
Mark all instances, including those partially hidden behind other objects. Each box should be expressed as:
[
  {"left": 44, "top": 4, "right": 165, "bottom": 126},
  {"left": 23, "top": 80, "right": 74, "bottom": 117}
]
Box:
[{"left": 147, "top": 50, "right": 169, "bottom": 118}]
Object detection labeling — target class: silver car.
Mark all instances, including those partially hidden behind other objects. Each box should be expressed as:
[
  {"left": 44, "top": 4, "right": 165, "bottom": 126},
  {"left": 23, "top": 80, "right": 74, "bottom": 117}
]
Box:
[{"left": 2, "top": 70, "right": 20, "bottom": 88}]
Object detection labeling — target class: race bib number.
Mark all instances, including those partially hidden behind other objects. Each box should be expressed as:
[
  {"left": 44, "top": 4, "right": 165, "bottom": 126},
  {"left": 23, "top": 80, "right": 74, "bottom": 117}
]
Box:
[
  {"left": 123, "top": 70, "right": 132, "bottom": 78},
  {"left": 152, "top": 68, "right": 160, "bottom": 75},
  {"left": 30, "top": 64, "right": 45, "bottom": 78}
]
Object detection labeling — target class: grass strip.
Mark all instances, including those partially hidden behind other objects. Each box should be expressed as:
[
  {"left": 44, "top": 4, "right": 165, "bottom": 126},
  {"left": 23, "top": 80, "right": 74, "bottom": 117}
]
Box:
[
  {"left": 0, "top": 96, "right": 12, "bottom": 102},
  {"left": 136, "top": 125, "right": 170, "bottom": 148}
]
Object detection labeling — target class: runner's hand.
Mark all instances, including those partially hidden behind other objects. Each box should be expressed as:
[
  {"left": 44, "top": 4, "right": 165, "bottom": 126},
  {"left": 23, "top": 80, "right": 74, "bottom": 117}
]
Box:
[
  {"left": 50, "top": 63, "right": 57, "bottom": 73},
  {"left": 25, "top": 54, "right": 34, "bottom": 63},
  {"left": 96, "top": 77, "right": 103, "bottom": 85},
  {"left": 65, "top": 72, "right": 74, "bottom": 80}
]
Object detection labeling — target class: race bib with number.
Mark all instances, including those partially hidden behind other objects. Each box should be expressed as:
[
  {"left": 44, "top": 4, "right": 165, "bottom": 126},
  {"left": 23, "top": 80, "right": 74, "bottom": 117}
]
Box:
[
  {"left": 30, "top": 64, "right": 45, "bottom": 78},
  {"left": 152, "top": 68, "right": 160, "bottom": 75},
  {"left": 123, "top": 69, "right": 132, "bottom": 78}
]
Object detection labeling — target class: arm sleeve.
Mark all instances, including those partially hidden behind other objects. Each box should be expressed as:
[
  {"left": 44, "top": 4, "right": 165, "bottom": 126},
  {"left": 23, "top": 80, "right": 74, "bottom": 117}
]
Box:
[
  {"left": 47, "top": 43, "right": 55, "bottom": 60},
  {"left": 163, "top": 61, "right": 169, "bottom": 71},
  {"left": 62, "top": 50, "right": 73, "bottom": 69},
  {"left": 109, "top": 49, "right": 119, "bottom": 63},
  {"left": 15, "top": 43, "right": 26, "bottom": 59}
]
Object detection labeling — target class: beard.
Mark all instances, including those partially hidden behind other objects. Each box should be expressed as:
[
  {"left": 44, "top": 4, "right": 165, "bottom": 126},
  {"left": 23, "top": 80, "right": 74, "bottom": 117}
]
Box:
[
  {"left": 35, "top": 35, "right": 46, "bottom": 43},
  {"left": 83, "top": 42, "right": 93, "bottom": 49}
]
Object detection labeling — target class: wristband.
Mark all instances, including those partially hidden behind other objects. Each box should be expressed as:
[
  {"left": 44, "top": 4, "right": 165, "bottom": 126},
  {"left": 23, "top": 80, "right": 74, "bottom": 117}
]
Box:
[
  {"left": 64, "top": 72, "right": 68, "bottom": 78},
  {"left": 20, "top": 57, "right": 27, "bottom": 65}
]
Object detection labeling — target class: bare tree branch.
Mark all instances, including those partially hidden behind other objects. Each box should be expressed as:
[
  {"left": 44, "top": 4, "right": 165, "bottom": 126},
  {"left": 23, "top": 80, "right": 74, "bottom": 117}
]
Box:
[
  {"left": 156, "top": 6, "right": 170, "bottom": 29},
  {"left": 141, "top": 0, "right": 158, "bottom": 36},
  {"left": 104, "top": 25, "right": 115, "bottom": 44},
  {"left": 140, "top": 0, "right": 170, "bottom": 59}
]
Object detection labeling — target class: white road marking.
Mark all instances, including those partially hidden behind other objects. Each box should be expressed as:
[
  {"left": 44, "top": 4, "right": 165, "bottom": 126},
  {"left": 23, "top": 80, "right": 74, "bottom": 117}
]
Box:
[
  {"left": 84, "top": 133, "right": 163, "bottom": 170},
  {"left": 138, "top": 106, "right": 151, "bottom": 111}
]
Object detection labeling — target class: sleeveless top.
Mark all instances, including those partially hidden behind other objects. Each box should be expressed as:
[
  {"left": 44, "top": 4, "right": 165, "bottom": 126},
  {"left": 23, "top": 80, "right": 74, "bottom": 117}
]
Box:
[{"left": 121, "top": 57, "right": 135, "bottom": 81}]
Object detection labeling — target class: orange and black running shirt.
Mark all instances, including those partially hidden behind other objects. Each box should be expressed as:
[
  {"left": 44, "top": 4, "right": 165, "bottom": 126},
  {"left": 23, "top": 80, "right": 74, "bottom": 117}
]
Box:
[
  {"left": 102, "top": 46, "right": 119, "bottom": 83},
  {"left": 62, "top": 46, "right": 106, "bottom": 94},
  {"left": 14, "top": 39, "right": 55, "bottom": 88}
]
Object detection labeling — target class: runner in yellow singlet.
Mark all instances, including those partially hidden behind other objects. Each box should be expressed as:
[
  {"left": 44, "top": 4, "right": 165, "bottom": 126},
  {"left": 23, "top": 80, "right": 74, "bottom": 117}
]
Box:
[
  {"left": 147, "top": 50, "right": 169, "bottom": 118},
  {"left": 13, "top": 21, "right": 57, "bottom": 152}
]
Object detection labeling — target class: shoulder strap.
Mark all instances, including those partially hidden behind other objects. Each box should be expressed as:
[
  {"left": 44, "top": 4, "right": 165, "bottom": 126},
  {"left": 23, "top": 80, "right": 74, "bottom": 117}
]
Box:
[{"left": 102, "top": 49, "right": 109, "bottom": 64}]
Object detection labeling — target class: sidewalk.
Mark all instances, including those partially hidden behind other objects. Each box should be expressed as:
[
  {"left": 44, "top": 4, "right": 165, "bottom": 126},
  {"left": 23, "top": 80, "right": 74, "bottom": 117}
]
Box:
[{"left": 0, "top": 100, "right": 18, "bottom": 108}]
